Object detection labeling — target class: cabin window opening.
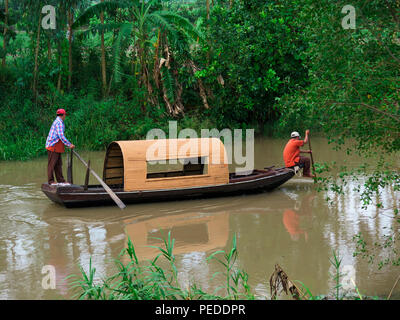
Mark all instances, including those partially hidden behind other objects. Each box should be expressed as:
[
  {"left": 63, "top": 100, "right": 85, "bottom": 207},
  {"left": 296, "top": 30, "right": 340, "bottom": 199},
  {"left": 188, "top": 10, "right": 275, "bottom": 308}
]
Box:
[{"left": 146, "top": 156, "right": 208, "bottom": 179}]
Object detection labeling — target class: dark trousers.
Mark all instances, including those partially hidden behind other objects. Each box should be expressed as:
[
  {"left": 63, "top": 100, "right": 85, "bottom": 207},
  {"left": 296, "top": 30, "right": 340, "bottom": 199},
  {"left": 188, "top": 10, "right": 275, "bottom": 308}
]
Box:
[
  {"left": 47, "top": 151, "right": 66, "bottom": 184},
  {"left": 295, "top": 156, "right": 311, "bottom": 176}
]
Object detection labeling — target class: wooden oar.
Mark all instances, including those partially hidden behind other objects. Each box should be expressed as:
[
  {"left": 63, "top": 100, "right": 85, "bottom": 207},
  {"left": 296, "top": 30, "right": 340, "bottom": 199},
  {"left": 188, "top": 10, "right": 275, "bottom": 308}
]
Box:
[
  {"left": 308, "top": 134, "right": 316, "bottom": 176},
  {"left": 72, "top": 149, "right": 126, "bottom": 210}
]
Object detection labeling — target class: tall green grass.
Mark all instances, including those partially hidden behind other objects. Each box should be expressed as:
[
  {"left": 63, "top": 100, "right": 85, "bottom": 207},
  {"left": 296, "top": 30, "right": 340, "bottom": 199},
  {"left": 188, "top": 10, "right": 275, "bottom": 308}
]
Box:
[{"left": 68, "top": 233, "right": 253, "bottom": 300}]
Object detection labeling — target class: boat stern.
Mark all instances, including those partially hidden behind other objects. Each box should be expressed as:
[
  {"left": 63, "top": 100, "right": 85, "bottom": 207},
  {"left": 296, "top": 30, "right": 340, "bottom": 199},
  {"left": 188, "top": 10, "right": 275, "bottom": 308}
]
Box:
[{"left": 41, "top": 183, "right": 84, "bottom": 206}]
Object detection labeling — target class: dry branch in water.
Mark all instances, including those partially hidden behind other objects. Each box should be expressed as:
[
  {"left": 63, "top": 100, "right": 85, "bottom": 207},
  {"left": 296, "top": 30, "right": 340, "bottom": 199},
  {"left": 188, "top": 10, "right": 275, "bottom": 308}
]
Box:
[{"left": 269, "top": 264, "right": 302, "bottom": 300}]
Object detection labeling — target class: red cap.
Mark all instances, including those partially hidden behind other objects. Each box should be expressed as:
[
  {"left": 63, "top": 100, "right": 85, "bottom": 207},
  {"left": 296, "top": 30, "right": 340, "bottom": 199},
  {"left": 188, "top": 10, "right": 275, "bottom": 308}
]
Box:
[{"left": 56, "top": 108, "right": 67, "bottom": 116}]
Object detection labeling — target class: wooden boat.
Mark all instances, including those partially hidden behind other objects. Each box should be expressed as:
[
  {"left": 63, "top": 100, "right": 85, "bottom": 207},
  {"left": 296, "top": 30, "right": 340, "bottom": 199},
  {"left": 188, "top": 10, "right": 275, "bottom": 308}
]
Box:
[{"left": 41, "top": 138, "right": 295, "bottom": 208}]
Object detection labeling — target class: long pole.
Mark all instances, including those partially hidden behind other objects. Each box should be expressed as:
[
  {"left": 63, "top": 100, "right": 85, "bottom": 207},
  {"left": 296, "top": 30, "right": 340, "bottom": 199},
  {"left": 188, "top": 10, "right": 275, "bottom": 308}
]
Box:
[
  {"left": 67, "top": 149, "right": 73, "bottom": 184},
  {"left": 72, "top": 150, "right": 126, "bottom": 210},
  {"left": 308, "top": 135, "right": 316, "bottom": 176}
]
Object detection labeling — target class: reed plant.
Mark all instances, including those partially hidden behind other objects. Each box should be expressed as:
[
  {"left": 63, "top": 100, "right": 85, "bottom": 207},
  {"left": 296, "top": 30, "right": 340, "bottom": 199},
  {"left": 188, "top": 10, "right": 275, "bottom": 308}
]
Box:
[
  {"left": 294, "top": 250, "right": 378, "bottom": 300},
  {"left": 207, "top": 234, "right": 254, "bottom": 300},
  {"left": 68, "top": 232, "right": 254, "bottom": 300}
]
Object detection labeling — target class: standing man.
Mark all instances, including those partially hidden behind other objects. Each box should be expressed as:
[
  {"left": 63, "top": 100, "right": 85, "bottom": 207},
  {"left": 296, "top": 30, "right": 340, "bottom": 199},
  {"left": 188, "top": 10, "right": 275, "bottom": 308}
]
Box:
[
  {"left": 45, "top": 109, "right": 75, "bottom": 186},
  {"left": 283, "top": 130, "right": 314, "bottom": 178}
]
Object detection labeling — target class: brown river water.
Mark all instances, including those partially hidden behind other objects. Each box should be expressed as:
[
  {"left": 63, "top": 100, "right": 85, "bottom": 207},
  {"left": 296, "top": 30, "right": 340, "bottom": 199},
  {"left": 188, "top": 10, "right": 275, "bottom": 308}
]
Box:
[{"left": 0, "top": 137, "right": 399, "bottom": 299}]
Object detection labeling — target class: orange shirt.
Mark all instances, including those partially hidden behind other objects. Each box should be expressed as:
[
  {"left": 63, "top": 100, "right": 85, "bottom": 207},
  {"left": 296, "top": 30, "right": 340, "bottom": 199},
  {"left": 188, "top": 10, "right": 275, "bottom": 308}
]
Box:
[
  {"left": 46, "top": 140, "right": 65, "bottom": 153},
  {"left": 283, "top": 138, "right": 304, "bottom": 167}
]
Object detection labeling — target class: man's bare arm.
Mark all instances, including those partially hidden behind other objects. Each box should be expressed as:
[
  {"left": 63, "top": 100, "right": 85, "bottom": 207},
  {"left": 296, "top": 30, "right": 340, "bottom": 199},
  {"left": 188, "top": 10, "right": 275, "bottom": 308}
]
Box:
[{"left": 303, "top": 129, "right": 310, "bottom": 144}]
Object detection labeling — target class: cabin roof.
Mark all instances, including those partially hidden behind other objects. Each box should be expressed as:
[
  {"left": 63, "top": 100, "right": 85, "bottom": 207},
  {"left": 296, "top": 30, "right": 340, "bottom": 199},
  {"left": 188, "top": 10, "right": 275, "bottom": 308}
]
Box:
[{"left": 113, "top": 138, "right": 227, "bottom": 160}]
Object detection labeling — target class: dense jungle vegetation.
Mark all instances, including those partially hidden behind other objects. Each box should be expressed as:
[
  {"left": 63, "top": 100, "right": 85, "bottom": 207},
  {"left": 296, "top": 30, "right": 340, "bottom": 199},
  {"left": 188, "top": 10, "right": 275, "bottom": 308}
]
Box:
[{"left": 0, "top": 0, "right": 398, "bottom": 161}]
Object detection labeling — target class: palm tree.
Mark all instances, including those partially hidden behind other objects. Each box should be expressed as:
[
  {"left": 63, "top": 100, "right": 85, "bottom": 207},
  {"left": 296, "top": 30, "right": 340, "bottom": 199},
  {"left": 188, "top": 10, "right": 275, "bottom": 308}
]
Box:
[
  {"left": 32, "top": 1, "right": 43, "bottom": 95},
  {"left": 52, "top": 0, "right": 72, "bottom": 92},
  {"left": 67, "top": 3, "right": 76, "bottom": 90},
  {"left": 100, "top": 0, "right": 107, "bottom": 96},
  {"left": 1, "top": 0, "right": 8, "bottom": 68},
  {"left": 65, "top": 0, "right": 85, "bottom": 91},
  {"left": 73, "top": 0, "right": 205, "bottom": 114},
  {"left": 56, "top": 1, "right": 68, "bottom": 92}
]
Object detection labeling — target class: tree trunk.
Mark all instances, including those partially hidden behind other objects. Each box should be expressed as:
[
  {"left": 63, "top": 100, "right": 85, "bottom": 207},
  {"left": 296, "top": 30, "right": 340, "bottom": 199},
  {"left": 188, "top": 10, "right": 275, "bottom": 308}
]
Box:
[
  {"left": 2, "top": 0, "right": 8, "bottom": 68},
  {"left": 206, "top": 0, "right": 210, "bottom": 20},
  {"left": 100, "top": 0, "right": 107, "bottom": 96},
  {"left": 33, "top": 12, "right": 42, "bottom": 95},
  {"left": 47, "top": 38, "right": 52, "bottom": 62},
  {"left": 67, "top": 9, "right": 73, "bottom": 90},
  {"left": 57, "top": 41, "right": 62, "bottom": 91}
]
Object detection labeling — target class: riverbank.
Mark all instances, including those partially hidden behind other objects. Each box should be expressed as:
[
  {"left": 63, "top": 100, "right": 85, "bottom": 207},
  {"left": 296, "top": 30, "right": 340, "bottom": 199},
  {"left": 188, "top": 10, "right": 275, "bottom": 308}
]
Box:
[{"left": 0, "top": 91, "right": 312, "bottom": 162}]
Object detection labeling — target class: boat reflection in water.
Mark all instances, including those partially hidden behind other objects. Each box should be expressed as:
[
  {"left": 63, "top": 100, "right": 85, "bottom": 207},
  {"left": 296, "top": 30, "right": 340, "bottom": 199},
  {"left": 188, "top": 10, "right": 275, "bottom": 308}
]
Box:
[
  {"left": 122, "top": 205, "right": 231, "bottom": 291},
  {"left": 124, "top": 211, "right": 230, "bottom": 262}
]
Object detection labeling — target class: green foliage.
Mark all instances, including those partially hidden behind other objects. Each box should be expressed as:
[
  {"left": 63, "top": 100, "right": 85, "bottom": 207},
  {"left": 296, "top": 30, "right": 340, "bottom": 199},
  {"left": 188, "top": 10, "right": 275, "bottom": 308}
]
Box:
[
  {"left": 73, "top": 0, "right": 203, "bottom": 110},
  {"left": 0, "top": 88, "right": 167, "bottom": 160},
  {"left": 68, "top": 232, "right": 255, "bottom": 300},
  {"left": 277, "top": 0, "right": 400, "bottom": 153},
  {"left": 353, "top": 231, "right": 400, "bottom": 270},
  {"left": 329, "top": 250, "right": 344, "bottom": 300},
  {"left": 198, "top": 0, "right": 308, "bottom": 129}
]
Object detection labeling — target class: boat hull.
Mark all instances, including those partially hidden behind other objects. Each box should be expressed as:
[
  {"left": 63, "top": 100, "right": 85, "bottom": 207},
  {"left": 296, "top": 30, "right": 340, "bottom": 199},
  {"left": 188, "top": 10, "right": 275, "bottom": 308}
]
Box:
[{"left": 41, "top": 168, "right": 295, "bottom": 208}]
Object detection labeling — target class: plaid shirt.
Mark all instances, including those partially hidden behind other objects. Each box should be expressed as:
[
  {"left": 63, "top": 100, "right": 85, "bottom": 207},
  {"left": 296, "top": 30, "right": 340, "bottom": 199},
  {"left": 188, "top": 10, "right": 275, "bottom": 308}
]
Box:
[{"left": 45, "top": 117, "right": 72, "bottom": 148}]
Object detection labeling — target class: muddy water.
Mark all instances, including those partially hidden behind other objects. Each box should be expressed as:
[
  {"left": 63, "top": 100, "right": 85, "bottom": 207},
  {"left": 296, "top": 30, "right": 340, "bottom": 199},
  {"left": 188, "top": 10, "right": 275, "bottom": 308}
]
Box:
[{"left": 0, "top": 137, "right": 399, "bottom": 299}]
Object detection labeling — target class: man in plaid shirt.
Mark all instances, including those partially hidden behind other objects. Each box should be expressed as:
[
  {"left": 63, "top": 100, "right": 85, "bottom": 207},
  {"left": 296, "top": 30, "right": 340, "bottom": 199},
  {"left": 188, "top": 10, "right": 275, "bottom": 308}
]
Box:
[{"left": 45, "top": 109, "right": 75, "bottom": 186}]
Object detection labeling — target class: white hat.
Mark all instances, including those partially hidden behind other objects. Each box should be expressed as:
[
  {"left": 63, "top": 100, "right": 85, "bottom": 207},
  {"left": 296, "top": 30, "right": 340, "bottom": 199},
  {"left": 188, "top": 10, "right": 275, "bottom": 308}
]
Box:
[{"left": 291, "top": 131, "right": 300, "bottom": 138}]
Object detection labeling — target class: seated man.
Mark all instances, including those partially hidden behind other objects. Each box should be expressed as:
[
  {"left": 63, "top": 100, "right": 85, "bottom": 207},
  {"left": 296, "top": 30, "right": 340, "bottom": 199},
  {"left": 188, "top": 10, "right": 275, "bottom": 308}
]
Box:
[{"left": 283, "top": 130, "right": 314, "bottom": 178}]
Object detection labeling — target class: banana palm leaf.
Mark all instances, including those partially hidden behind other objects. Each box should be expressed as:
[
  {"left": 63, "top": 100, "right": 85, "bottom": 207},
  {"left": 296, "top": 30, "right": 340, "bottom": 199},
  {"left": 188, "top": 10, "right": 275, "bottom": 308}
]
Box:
[
  {"left": 72, "top": 0, "right": 130, "bottom": 29},
  {"left": 161, "top": 65, "right": 175, "bottom": 104},
  {"left": 155, "top": 11, "right": 205, "bottom": 43},
  {"left": 113, "top": 22, "right": 133, "bottom": 83},
  {"left": 74, "top": 22, "right": 124, "bottom": 39}
]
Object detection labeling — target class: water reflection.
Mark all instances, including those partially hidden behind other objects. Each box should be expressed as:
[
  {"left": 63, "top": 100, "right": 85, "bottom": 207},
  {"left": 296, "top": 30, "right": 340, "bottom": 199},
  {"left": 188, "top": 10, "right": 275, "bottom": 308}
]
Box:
[
  {"left": 282, "top": 193, "right": 315, "bottom": 242},
  {"left": 123, "top": 208, "right": 232, "bottom": 292},
  {"left": 42, "top": 208, "right": 127, "bottom": 298},
  {"left": 0, "top": 139, "right": 399, "bottom": 299},
  {"left": 38, "top": 198, "right": 238, "bottom": 298},
  {"left": 124, "top": 211, "right": 229, "bottom": 261}
]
